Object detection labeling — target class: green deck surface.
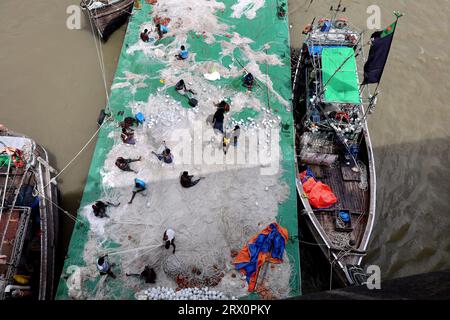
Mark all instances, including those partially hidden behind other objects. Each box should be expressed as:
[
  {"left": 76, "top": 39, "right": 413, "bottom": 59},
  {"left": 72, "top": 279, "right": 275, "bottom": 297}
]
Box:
[{"left": 56, "top": 0, "right": 301, "bottom": 299}]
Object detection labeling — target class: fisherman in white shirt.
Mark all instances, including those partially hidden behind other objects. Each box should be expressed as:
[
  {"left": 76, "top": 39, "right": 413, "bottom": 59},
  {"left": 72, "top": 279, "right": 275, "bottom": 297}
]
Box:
[{"left": 163, "top": 228, "right": 176, "bottom": 254}]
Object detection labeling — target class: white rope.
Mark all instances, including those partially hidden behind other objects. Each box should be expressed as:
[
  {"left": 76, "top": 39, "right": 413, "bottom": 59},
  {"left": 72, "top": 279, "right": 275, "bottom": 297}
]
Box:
[
  {"left": 87, "top": 11, "right": 110, "bottom": 110},
  {"left": 44, "top": 8, "right": 120, "bottom": 188},
  {"left": 107, "top": 244, "right": 163, "bottom": 256},
  {"left": 32, "top": 184, "right": 83, "bottom": 224},
  {"left": 43, "top": 118, "right": 109, "bottom": 189}
]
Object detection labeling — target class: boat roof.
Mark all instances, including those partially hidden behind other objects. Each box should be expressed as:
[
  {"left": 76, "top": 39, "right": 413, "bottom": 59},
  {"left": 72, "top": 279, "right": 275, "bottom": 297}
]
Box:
[{"left": 321, "top": 47, "right": 361, "bottom": 104}]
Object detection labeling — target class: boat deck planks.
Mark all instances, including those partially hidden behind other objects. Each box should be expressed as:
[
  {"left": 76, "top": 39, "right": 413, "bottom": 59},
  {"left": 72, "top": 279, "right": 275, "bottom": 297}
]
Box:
[{"left": 310, "top": 164, "right": 368, "bottom": 213}]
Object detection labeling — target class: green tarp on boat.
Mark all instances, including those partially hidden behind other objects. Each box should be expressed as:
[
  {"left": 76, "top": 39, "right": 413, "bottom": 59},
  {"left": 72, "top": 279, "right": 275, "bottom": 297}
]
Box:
[{"left": 321, "top": 47, "right": 361, "bottom": 104}]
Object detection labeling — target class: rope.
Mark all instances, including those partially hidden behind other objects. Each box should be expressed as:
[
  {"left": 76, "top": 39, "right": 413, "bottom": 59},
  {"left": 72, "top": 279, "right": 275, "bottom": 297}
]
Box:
[
  {"left": 41, "top": 4, "right": 116, "bottom": 189},
  {"left": 32, "top": 184, "right": 83, "bottom": 225},
  {"left": 87, "top": 10, "right": 110, "bottom": 112},
  {"left": 43, "top": 115, "right": 111, "bottom": 189}
]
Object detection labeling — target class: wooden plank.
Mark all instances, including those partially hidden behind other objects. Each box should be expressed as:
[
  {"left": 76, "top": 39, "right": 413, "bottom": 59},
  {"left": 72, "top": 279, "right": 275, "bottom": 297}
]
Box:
[{"left": 341, "top": 164, "right": 361, "bottom": 181}]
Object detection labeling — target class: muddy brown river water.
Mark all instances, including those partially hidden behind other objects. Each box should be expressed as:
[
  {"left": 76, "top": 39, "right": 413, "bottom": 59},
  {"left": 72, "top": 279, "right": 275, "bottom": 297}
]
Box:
[{"left": 0, "top": 0, "right": 449, "bottom": 294}]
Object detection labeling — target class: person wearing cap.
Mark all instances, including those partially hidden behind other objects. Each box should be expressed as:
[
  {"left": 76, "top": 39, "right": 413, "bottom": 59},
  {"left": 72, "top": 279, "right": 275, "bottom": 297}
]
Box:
[
  {"left": 163, "top": 228, "right": 176, "bottom": 254},
  {"left": 180, "top": 171, "right": 203, "bottom": 188},
  {"left": 128, "top": 178, "right": 147, "bottom": 204}
]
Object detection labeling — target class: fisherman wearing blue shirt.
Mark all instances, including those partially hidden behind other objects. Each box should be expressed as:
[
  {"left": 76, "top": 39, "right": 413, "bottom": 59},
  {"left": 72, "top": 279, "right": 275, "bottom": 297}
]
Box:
[
  {"left": 176, "top": 45, "right": 189, "bottom": 60},
  {"left": 156, "top": 23, "right": 168, "bottom": 39},
  {"left": 128, "top": 178, "right": 147, "bottom": 204}
]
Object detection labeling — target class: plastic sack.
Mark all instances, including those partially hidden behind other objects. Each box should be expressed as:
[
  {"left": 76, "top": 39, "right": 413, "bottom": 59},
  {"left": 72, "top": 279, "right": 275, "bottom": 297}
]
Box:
[{"left": 308, "top": 181, "right": 338, "bottom": 209}]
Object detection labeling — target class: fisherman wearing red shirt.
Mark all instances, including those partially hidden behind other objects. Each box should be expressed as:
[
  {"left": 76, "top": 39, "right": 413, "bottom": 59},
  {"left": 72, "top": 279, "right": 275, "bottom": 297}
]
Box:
[{"left": 140, "top": 29, "right": 149, "bottom": 42}]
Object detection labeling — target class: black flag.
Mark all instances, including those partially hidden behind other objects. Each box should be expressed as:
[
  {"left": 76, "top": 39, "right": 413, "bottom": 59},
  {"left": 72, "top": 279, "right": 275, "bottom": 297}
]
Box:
[{"left": 363, "top": 20, "right": 398, "bottom": 84}]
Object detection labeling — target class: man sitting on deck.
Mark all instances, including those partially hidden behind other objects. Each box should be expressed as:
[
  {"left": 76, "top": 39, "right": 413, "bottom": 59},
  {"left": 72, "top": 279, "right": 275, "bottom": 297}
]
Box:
[
  {"left": 121, "top": 127, "right": 135, "bottom": 145},
  {"left": 140, "top": 29, "right": 149, "bottom": 42},
  {"left": 180, "top": 171, "right": 203, "bottom": 188},
  {"left": 115, "top": 156, "right": 141, "bottom": 173},
  {"left": 243, "top": 72, "right": 254, "bottom": 91},
  {"left": 156, "top": 23, "right": 168, "bottom": 39},
  {"left": 175, "top": 45, "right": 189, "bottom": 60},
  {"left": 175, "top": 79, "right": 196, "bottom": 96},
  {"left": 163, "top": 228, "right": 176, "bottom": 254},
  {"left": 152, "top": 141, "right": 173, "bottom": 164},
  {"left": 96, "top": 255, "right": 116, "bottom": 279},
  {"left": 92, "top": 200, "right": 119, "bottom": 218},
  {"left": 126, "top": 265, "right": 156, "bottom": 284},
  {"left": 128, "top": 178, "right": 147, "bottom": 204}
]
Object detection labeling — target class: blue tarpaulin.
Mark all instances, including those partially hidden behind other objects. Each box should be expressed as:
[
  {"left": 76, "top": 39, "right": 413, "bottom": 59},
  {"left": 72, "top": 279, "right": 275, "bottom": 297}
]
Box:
[{"left": 233, "top": 223, "right": 288, "bottom": 291}]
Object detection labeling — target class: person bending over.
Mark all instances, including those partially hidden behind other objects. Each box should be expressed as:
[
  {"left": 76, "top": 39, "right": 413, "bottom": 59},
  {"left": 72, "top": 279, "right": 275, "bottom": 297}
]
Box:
[
  {"left": 128, "top": 178, "right": 147, "bottom": 204},
  {"left": 115, "top": 156, "right": 141, "bottom": 173},
  {"left": 152, "top": 141, "right": 173, "bottom": 164},
  {"left": 180, "top": 171, "right": 203, "bottom": 188},
  {"left": 175, "top": 45, "right": 189, "bottom": 60}
]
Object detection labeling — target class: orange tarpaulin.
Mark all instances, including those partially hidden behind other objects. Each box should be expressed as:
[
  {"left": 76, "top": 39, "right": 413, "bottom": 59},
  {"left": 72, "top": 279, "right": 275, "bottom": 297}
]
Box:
[{"left": 233, "top": 223, "right": 288, "bottom": 292}]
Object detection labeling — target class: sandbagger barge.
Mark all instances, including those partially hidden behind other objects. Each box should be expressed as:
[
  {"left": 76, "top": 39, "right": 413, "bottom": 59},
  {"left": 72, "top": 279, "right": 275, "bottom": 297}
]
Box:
[{"left": 57, "top": 0, "right": 301, "bottom": 300}]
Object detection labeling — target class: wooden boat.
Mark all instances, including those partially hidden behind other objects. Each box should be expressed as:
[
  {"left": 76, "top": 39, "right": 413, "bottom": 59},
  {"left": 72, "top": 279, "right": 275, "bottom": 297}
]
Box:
[
  {"left": 292, "top": 17, "right": 377, "bottom": 286},
  {"left": 0, "top": 126, "right": 59, "bottom": 299},
  {"left": 80, "top": 0, "right": 135, "bottom": 41}
]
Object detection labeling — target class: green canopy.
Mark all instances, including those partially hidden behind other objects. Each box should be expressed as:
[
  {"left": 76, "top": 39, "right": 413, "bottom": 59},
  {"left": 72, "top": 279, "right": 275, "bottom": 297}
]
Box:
[{"left": 321, "top": 47, "right": 361, "bottom": 104}]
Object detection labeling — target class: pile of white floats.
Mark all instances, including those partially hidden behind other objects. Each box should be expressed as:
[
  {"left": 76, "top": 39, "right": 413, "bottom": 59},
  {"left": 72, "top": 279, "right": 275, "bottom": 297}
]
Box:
[{"left": 135, "top": 286, "right": 237, "bottom": 300}]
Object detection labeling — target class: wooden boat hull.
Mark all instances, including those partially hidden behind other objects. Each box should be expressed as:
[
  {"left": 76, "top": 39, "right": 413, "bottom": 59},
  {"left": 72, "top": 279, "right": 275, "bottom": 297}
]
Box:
[
  {"left": 0, "top": 130, "right": 59, "bottom": 299},
  {"left": 81, "top": 0, "right": 134, "bottom": 41},
  {"left": 292, "top": 41, "right": 377, "bottom": 287}
]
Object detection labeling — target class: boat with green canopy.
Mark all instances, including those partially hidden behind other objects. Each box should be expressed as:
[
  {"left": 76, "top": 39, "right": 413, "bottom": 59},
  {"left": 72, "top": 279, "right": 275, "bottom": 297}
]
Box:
[{"left": 293, "top": 7, "right": 401, "bottom": 286}]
